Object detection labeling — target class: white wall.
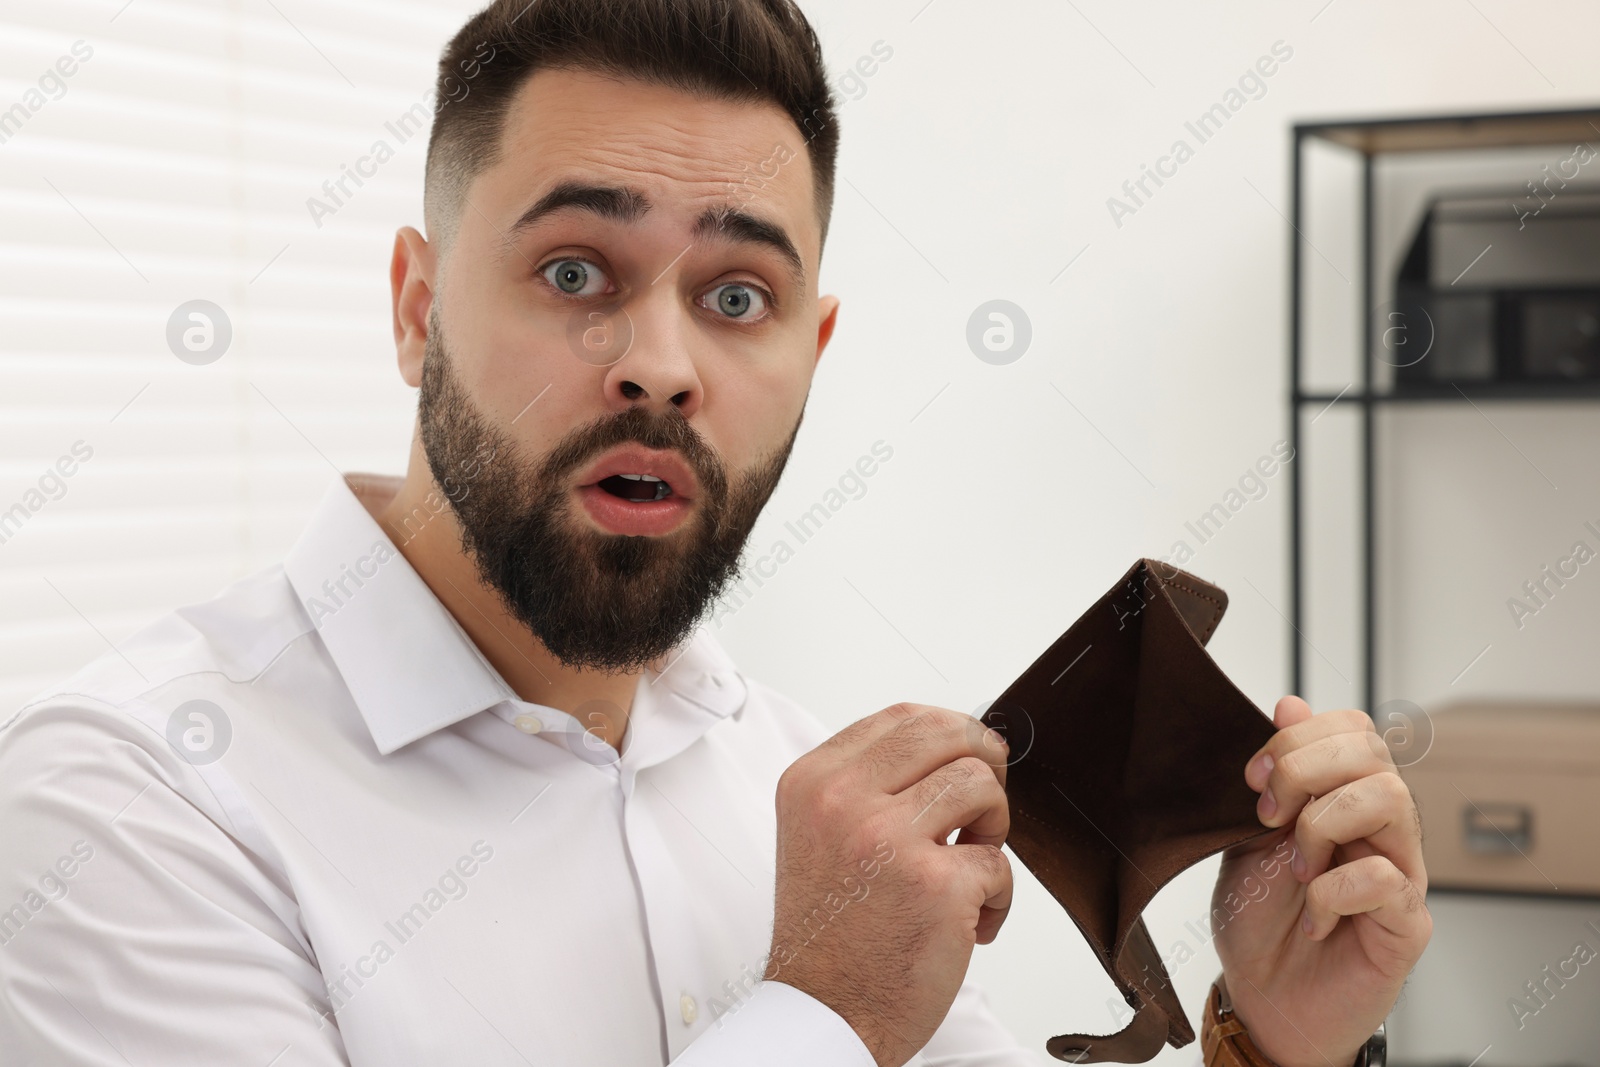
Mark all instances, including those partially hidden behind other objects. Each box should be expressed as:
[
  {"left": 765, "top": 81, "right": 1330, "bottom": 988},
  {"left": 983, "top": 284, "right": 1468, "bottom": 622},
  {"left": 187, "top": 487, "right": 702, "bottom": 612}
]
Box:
[
  {"left": 731, "top": 2, "right": 1600, "bottom": 1063},
  {"left": 4, "top": 0, "right": 1599, "bottom": 1063}
]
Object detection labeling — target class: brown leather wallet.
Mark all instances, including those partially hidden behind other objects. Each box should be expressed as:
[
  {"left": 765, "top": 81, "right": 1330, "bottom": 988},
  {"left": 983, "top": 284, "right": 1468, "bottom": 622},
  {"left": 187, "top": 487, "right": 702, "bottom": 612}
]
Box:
[{"left": 980, "top": 558, "right": 1278, "bottom": 1064}]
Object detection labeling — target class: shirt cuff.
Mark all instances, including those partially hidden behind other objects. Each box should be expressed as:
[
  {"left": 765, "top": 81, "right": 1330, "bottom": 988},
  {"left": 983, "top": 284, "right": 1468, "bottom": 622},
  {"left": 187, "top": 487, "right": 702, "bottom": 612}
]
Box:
[{"left": 674, "top": 979, "right": 876, "bottom": 1066}]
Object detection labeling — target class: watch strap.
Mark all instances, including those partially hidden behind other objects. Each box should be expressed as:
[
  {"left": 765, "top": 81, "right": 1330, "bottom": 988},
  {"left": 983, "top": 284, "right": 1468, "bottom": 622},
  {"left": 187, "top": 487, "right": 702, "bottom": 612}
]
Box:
[
  {"left": 1201, "top": 977, "right": 1279, "bottom": 1067},
  {"left": 1203, "top": 976, "right": 1383, "bottom": 1067}
]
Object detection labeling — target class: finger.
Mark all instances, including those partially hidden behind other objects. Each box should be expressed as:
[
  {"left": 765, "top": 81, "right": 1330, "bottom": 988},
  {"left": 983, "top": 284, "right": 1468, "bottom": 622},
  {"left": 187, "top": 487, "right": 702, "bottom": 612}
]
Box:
[
  {"left": 1245, "top": 706, "right": 1374, "bottom": 791},
  {"left": 1292, "top": 771, "right": 1425, "bottom": 889},
  {"left": 1301, "top": 853, "right": 1430, "bottom": 945},
  {"left": 900, "top": 756, "right": 1009, "bottom": 846},
  {"left": 953, "top": 842, "right": 1013, "bottom": 945},
  {"left": 820, "top": 704, "right": 1011, "bottom": 783},
  {"left": 819, "top": 702, "right": 943, "bottom": 759},
  {"left": 974, "top": 701, "right": 1025, "bottom": 766},
  {"left": 1256, "top": 728, "right": 1395, "bottom": 828},
  {"left": 1274, "top": 694, "right": 1315, "bottom": 729},
  {"left": 862, "top": 706, "right": 1008, "bottom": 795}
]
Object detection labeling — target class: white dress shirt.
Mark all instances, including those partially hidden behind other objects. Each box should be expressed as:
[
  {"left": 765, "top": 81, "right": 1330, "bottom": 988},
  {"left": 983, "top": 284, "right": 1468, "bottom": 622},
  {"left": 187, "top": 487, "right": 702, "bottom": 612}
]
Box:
[{"left": 0, "top": 472, "right": 1047, "bottom": 1067}]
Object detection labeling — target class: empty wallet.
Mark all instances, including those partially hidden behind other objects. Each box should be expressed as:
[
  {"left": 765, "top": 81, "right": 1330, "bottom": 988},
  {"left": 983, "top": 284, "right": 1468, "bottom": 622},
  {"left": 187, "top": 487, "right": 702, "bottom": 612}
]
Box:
[{"left": 979, "top": 558, "right": 1277, "bottom": 1064}]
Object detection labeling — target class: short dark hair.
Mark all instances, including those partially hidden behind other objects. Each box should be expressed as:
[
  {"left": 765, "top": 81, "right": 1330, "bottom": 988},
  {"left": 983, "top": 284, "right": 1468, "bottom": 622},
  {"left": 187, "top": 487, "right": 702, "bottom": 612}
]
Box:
[{"left": 425, "top": 0, "right": 840, "bottom": 261}]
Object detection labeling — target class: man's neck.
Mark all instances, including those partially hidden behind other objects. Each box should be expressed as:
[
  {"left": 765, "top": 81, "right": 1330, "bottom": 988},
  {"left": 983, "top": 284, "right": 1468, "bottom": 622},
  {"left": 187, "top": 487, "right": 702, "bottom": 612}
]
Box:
[{"left": 367, "top": 447, "right": 640, "bottom": 753}]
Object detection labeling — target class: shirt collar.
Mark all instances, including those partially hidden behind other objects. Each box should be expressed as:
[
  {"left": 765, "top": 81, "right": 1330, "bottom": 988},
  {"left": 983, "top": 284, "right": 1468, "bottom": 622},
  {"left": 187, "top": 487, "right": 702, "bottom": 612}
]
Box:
[{"left": 283, "top": 473, "right": 746, "bottom": 757}]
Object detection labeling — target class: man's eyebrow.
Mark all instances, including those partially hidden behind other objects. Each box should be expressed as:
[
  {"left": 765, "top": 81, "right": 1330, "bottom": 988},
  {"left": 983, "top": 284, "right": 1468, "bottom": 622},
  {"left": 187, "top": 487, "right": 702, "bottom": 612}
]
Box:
[
  {"left": 692, "top": 206, "right": 807, "bottom": 291},
  {"left": 503, "top": 180, "right": 807, "bottom": 290},
  {"left": 507, "top": 181, "right": 652, "bottom": 237}
]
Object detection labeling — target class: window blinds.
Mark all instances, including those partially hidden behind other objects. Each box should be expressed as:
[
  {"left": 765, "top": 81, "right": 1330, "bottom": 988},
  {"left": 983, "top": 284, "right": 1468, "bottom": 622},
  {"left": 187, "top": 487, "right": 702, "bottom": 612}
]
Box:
[{"left": 0, "top": 0, "right": 478, "bottom": 710}]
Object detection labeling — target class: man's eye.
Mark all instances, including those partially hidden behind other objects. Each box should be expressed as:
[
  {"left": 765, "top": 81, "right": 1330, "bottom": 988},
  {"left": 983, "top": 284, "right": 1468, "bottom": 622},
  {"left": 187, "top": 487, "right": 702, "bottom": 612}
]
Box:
[
  {"left": 703, "top": 283, "right": 769, "bottom": 321},
  {"left": 541, "top": 258, "right": 610, "bottom": 297}
]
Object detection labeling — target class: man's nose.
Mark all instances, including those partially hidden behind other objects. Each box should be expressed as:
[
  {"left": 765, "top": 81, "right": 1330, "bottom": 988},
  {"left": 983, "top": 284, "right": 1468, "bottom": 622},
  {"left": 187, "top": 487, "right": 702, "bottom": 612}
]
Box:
[{"left": 600, "top": 293, "right": 704, "bottom": 418}]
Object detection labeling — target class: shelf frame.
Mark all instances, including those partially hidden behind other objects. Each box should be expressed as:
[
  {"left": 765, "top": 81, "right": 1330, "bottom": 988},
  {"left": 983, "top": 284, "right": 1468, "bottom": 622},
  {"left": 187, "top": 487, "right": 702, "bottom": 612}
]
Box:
[{"left": 1286, "top": 104, "right": 1600, "bottom": 714}]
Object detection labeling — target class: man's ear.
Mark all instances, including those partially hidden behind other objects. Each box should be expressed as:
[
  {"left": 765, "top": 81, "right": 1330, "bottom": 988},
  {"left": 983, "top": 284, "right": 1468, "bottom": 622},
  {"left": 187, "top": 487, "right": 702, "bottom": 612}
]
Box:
[
  {"left": 391, "top": 226, "right": 436, "bottom": 388},
  {"left": 815, "top": 294, "right": 840, "bottom": 368}
]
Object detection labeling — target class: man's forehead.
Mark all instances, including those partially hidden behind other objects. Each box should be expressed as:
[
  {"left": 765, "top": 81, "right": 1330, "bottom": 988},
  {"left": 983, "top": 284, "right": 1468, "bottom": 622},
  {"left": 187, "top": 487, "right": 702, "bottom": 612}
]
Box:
[
  {"left": 488, "top": 67, "right": 819, "bottom": 239},
  {"left": 505, "top": 67, "right": 796, "bottom": 148}
]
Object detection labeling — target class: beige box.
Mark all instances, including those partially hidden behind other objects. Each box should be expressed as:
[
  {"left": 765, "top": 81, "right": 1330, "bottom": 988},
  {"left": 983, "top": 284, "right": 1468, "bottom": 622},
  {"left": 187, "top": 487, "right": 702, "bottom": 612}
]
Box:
[{"left": 1399, "top": 702, "right": 1600, "bottom": 896}]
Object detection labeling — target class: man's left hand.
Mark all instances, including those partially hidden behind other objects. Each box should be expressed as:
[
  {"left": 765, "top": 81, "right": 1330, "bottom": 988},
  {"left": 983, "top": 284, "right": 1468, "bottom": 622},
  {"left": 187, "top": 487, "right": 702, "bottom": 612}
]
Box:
[{"left": 1212, "top": 695, "right": 1431, "bottom": 1067}]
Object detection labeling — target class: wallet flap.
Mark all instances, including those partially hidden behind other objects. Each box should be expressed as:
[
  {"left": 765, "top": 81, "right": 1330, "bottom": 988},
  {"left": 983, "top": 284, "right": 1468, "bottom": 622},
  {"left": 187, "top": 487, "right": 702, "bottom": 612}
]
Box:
[{"left": 1146, "top": 561, "right": 1229, "bottom": 646}]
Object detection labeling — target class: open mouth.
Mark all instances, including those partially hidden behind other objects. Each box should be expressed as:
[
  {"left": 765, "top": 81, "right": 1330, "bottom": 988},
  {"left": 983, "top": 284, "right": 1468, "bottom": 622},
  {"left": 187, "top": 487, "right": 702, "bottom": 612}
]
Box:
[
  {"left": 576, "top": 446, "right": 698, "bottom": 537},
  {"left": 597, "top": 473, "right": 673, "bottom": 503}
]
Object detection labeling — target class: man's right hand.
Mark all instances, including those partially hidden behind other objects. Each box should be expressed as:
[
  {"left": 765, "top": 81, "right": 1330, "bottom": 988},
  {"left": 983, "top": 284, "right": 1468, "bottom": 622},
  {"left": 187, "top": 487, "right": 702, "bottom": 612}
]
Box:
[{"left": 767, "top": 703, "right": 1014, "bottom": 1067}]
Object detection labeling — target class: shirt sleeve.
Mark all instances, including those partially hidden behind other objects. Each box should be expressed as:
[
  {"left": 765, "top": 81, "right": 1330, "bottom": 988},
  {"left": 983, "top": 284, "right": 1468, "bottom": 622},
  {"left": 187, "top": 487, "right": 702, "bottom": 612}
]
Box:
[
  {"left": 673, "top": 979, "right": 876, "bottom": 1066},
  {"left": 0, "top": 701, "right": 352, "bottom": 1067},
  {"left": 674, "top": 976, "right": 1050, "bottom": 1067}
]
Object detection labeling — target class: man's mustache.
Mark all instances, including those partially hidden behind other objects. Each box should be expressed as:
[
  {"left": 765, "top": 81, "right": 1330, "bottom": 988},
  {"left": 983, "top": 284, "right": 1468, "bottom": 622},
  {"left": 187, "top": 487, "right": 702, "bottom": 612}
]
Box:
[{"left": 540, "top": 407, "right": 729, "bottom": 507}]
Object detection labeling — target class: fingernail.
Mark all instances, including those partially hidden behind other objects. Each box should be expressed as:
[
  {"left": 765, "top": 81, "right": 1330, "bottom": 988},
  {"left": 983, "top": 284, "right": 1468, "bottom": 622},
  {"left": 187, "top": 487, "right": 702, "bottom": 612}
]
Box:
[
  {"left": 1257, "top": 787, "right": 1277, "bottom": 822},
  {"left": 1291, "top": 850, "right": 1306, "bottom": 880},
  {"left": 1247, "top": 752, "right": 1274, "bottom": 788},
  {"left": 1301, "top": 909, "right": 1313, "bottom": 936}
]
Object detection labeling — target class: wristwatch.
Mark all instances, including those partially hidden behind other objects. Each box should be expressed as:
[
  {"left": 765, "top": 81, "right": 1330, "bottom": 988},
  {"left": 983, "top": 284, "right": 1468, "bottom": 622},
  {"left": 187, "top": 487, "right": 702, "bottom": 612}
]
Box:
[{"left": 1201, "top": 975, "right": 1386, "bottom": 1067}]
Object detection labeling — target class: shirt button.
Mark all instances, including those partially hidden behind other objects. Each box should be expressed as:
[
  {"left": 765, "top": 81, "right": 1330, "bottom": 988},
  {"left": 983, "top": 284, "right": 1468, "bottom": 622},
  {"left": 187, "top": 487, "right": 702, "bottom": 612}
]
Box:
[
  {"left": 512, "top": 714, "right": 543, "bottom": 734},
  {"left": 679, "top": 993, "right": 697, "bottom": 1025}
]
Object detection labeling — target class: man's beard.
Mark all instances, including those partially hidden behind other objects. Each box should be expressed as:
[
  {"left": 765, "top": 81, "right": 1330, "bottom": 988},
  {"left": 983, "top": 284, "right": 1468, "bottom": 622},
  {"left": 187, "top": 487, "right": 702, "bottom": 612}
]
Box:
[{"left": 417, "top": 319, "right": 800, "bottom": 674}]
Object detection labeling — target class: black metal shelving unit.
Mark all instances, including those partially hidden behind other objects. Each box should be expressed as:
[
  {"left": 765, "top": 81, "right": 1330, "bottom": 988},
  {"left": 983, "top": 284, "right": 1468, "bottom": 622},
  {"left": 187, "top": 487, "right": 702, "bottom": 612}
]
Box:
[{"left": 1288, "top": 104, "right": 1600, "bottom": 713}]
